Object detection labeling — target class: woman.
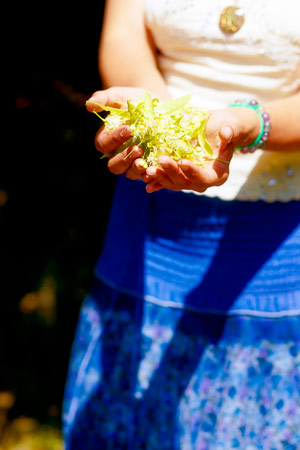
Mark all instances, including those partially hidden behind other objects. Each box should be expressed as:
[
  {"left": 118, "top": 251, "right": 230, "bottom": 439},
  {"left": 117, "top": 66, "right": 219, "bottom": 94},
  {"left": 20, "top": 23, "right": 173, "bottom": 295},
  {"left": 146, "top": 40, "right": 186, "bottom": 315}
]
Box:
[{"left": 63, "top": 0, "right": 300, "bottom": 448}]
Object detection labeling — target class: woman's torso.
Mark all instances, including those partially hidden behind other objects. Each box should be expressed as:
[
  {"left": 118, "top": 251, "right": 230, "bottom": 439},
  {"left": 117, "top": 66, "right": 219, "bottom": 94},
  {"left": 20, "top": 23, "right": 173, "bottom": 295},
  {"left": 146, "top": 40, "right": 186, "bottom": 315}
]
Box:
[{"left": 145, "top": 0, "right": 300, "bottom": 202}]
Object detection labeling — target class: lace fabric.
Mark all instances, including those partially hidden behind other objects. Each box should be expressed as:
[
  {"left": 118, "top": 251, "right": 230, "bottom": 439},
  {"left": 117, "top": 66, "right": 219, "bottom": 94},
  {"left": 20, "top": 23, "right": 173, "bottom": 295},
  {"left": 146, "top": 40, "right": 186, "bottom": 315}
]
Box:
[{"left": 145, "top": 0, "right": 300, "bottom": 202}]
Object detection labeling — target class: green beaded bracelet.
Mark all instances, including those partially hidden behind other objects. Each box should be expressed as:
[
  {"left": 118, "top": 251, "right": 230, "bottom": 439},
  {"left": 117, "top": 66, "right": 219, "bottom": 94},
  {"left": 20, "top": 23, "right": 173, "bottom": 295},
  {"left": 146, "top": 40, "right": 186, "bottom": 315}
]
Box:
[{"left": 228, "top": 99, "right": 271, "bottom": 153}]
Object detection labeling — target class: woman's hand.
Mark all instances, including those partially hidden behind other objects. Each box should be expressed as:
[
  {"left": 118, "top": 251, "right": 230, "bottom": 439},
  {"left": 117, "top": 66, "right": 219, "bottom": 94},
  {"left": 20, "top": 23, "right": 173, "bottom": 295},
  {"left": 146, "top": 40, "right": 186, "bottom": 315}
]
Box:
[
  {"left": 86, "top": 86, "right": 170, "bottom": 180},
  {"left": 86, "top": 87, "right": 145, "bottom": 180},
  {"left": 86, "top": 86, "right": 148, "bottom": 180},
  {"left": 142, "top": 107, "right": 261, "bottom": 193}
]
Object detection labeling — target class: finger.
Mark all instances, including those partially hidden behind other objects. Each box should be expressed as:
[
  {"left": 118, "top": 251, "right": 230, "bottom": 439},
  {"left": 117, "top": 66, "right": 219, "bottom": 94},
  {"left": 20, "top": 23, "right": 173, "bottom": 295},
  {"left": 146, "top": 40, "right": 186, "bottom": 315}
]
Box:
[
  {"left": 95, "top": 125, "right": 132, "bottom": 154},
  {"left": 178, "top": 159, "right": 228, "bottom": 189},
  {"left": 146, "top": 166, "right": 184, "bottom": 191},
  {"left": 86, "top": 88, "right": 124, "bottom": 112},
  {"left": 158, "top": 156, "right": 192, "bottom": 188},
  {"left": 177, "top": 160, "right": 212, "bottom": 191},
  {"left": 211, "top": 130, "right": 234, "bottom": 185},
  {"left": 218, "top": 127, "right": 235, "bottom": 162},
  {"left": 212, "top": 144, "right": 233, "bottom": 176},
  {"left": 125, "top": 158, "right": 148, "bottom": 180},
  {"left": 107, "top": 146, "right": 143, "bottom": 175},
  {"left": 219, "top": 126, "right": 233, "bottom": 144},
  {"left": 146, "top": 166, "right": 175, "bottom": 189},
  {"left": 141, "top": 173, "right": 154, "bottom": 183},
  {"left": 146, "top": 181, "right": 164, "bottom": 193}
]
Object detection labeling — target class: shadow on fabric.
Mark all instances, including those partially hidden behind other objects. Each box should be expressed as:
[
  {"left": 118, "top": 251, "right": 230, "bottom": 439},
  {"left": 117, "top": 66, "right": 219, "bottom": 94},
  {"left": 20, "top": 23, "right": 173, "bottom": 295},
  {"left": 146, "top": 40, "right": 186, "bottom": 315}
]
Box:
[{"left": 64, "top": 184, "right": 300, "bottom": 449}]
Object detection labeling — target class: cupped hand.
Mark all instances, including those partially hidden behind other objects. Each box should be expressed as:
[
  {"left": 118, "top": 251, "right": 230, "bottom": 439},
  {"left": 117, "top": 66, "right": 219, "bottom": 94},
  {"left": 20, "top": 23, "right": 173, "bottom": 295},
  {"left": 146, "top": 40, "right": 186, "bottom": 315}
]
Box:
[
  {"left": 86, "top": 86, "right": 151, "bottom": 180},
  {"left": 142, "top": 109, "right": 248, "bottom": 193}
]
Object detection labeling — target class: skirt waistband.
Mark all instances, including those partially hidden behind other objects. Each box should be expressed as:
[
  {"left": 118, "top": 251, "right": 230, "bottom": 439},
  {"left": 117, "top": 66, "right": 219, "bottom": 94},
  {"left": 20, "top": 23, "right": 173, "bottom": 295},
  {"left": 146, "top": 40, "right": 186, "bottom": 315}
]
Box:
[{"left": 95, "top": 176, "right": 300, "bottom": 314}]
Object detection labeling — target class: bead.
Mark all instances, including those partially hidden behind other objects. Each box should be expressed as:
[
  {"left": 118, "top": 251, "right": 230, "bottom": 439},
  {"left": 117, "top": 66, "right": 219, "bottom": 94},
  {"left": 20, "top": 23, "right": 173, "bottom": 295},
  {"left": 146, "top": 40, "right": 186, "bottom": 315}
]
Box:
[
  {"left": 262, "top": 133, "right": 269, "bottom": 141},
  {"left": 229, "top": 99, "right": 271, "bottom": 154}
]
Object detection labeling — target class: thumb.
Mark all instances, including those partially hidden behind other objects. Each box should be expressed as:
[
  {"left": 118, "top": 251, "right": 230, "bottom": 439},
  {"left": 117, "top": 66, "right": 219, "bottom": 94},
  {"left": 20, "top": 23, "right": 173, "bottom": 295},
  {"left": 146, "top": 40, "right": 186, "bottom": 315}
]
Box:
[
  {"left": 86, "top": 87, "right": 125, "bottom": 113},
  {"left": 219, "top": 126, "right": 233, "bottom": 143},
  {"left": 218, "top": 126, "right": 236, "bottom": 163}
]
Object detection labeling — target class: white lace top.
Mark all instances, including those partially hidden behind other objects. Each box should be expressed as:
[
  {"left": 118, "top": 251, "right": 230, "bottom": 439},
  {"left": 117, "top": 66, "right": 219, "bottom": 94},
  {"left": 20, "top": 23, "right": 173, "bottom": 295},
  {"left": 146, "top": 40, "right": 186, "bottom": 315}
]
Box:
[{"left": 145, "top": 0, "right": 300, "bottom": 202}]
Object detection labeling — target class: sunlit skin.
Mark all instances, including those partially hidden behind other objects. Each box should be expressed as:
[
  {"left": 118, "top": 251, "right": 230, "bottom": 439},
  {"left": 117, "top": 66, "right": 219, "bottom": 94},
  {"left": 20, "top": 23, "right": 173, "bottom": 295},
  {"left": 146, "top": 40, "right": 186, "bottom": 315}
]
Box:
[
  {"left": 88, "top": 93, "right": 213, "bottom": 172},
  {"left": 86, "top": 87, "right": 260, "bottom": 193},
  {"left": 88, "top": 0, "right": 300, "bottom": 193}
]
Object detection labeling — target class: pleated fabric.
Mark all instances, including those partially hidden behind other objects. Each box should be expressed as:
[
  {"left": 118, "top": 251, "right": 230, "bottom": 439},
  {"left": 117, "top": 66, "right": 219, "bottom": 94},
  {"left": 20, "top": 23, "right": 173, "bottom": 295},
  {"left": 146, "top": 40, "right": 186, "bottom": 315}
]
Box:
[{"left": 63, "top": 176, "right": 300, "bottom": 449}]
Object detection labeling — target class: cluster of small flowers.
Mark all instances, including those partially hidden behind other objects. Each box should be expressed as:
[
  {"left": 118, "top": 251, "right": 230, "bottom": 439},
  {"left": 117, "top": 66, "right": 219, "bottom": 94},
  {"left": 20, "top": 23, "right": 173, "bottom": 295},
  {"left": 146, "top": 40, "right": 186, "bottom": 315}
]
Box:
[{"left": 93, "top": 93, "right": 213, "bottom": 167}]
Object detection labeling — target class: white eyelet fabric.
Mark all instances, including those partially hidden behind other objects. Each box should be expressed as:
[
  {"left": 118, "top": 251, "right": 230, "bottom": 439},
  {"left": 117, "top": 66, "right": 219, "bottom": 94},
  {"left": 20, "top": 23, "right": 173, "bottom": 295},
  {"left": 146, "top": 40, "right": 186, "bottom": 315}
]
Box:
[{"left": 145, "top": 0, "right": 300, "bottom": 201}]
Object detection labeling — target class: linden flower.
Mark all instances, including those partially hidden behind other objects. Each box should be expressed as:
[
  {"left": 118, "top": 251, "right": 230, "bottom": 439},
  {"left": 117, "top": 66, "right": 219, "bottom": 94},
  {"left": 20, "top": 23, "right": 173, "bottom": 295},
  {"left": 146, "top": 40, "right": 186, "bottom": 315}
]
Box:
[
  {"left": 87, "top": 93, "right": 213, "bottom": 167},
  {"left": 105, "top": 113, "right": 124, "bottom": 130}
]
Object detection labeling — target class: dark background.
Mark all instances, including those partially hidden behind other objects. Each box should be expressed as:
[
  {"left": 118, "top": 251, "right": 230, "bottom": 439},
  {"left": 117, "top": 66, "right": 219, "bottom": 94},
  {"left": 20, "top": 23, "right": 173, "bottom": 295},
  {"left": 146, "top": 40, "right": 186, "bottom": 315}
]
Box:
[{"left": 2, "top": 1, "right": 113, "bottom": 430}]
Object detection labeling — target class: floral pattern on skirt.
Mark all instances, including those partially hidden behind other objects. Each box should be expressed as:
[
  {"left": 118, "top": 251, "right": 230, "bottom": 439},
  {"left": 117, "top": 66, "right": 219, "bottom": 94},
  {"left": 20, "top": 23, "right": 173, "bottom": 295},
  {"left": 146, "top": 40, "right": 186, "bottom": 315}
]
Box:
[{"left": 62, "top": 281, "right": 300, "bottom": 450}]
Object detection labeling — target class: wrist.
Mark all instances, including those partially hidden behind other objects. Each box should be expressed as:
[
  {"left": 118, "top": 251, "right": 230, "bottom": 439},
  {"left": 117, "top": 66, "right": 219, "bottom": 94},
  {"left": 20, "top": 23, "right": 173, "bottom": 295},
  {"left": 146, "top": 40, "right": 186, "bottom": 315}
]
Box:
[
  {"left": 227, "top": 106, "right": 261, "bottom": 147},
  {"left": 228, "top": 100, "right": 271, "bottom": 153}
]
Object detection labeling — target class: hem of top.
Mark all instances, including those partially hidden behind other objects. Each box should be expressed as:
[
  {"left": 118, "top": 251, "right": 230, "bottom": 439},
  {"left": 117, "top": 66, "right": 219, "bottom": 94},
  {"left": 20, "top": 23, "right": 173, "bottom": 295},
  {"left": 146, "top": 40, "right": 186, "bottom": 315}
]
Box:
[
  {"left": 182, "top": 189, "right": 300, "bottom": 203},
  {"left": 93, "top": 271, "right": 300, "bottom": 319}
]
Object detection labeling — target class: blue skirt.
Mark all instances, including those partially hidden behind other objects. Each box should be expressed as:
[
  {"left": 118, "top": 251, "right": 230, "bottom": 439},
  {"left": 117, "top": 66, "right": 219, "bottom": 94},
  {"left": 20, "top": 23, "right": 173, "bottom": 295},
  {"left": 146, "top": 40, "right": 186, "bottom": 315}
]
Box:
[{"left": 63, "top": 176, "right": 300, "bottom": 449}]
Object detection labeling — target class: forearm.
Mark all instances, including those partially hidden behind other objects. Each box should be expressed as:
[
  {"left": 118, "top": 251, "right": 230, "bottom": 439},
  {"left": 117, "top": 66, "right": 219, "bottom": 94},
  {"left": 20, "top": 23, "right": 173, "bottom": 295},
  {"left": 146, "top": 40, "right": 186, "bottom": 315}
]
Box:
[
  {"left": 228, "top": 92, "right": 300, "bottom": 152},
  {"left": 99, "top": 0, "right": 170, "bottom": 100},
  {"left": 263, "top": 93, "right": 300, "bottom": 151}
]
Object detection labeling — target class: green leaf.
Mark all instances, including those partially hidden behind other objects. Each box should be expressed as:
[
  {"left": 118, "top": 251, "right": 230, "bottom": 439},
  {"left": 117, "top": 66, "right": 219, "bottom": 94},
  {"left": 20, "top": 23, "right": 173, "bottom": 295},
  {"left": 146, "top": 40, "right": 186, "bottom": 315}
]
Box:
[
  {"left": 86, "top": 101, "right": 128, "bottom": 115},
  {"left": 139, "top": 91, "right": 154, "bottom": 114},
  {"left": 127, "top": 99, "right": 136, "bottom": 118},
  {"left": 197, "top": 117, "right": 213, "bottom": 156},
  {"left": 155, "top": 94, "right": 191, "bottom": 114},
  {"left": 89, "top": 92, "right": 210, "bottom": 167}
]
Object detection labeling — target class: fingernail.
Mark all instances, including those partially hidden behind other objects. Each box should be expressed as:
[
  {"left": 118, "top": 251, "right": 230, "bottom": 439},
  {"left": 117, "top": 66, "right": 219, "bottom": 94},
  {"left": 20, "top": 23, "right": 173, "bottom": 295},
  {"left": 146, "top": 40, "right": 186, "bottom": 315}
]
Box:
[
  {"left": 86, "top": 96, "right": 98, "bottom": 107},
  {"left": 177, "top": 160, "right": 188, "bottom": 169},
  {"left": 132, "top": 145, "right": 142, "bottom": 153},
  {"left": 86, "top": 98, "right": 97, "bottom": 110},
  {"left": 222, "top": 126, "right": 233, "bottom": 142},
  {"left": 158, "top": 156, "right": 169, "bottom": 165},
  {"left": 120, "top": 126, "right": 131, "bottom": 138},
  {"left": 146, "top": 167, "right": 156, "bottom": 176}
]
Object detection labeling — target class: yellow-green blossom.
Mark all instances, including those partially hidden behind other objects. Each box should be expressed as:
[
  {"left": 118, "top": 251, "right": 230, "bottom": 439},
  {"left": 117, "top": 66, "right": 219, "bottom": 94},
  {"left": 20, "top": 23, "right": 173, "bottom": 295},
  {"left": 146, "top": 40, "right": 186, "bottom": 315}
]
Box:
[{"left": 87, "top": 93, "right": 212, "bottom": 167}]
